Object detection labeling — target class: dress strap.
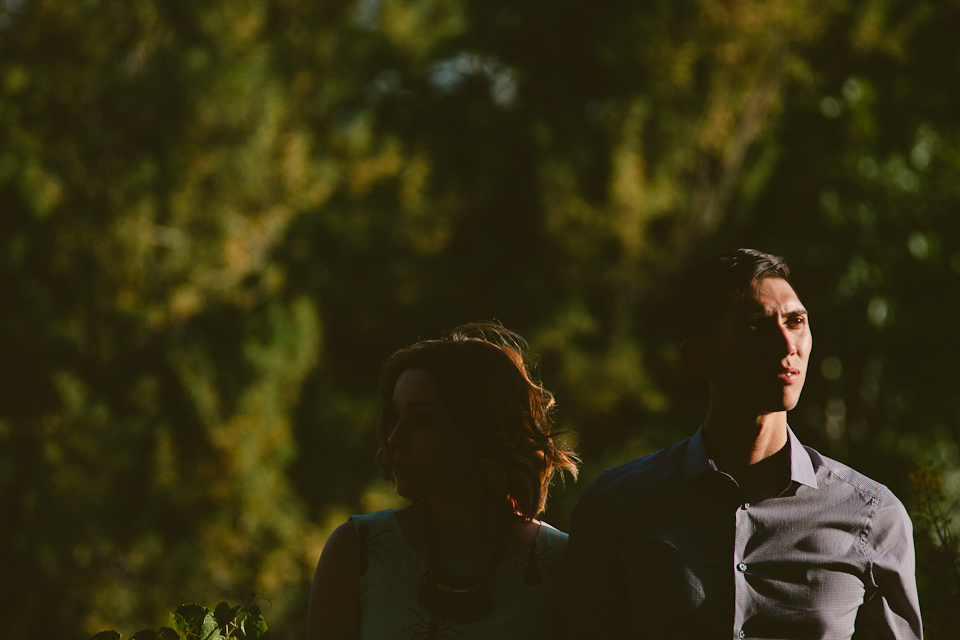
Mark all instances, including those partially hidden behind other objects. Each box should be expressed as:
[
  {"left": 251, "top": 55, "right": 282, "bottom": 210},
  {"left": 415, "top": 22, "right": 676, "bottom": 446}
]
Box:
[{"left": 350, "top": 510, "right": 399, "bottom": 579}]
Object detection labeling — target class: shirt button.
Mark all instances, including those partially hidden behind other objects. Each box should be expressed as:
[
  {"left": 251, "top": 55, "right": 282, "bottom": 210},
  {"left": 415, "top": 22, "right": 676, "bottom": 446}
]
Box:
[
  {"left": 737, "top": 562, "right": 747, "bottom": 572},
  {"left": 738, "top": 631, "right": 746, "bottom": 639}
]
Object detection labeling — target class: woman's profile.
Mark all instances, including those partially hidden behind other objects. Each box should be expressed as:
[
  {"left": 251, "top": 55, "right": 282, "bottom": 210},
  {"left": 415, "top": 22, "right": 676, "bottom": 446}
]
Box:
[{"left": 305, "top": 322, "right": 579, "bottom": 640}]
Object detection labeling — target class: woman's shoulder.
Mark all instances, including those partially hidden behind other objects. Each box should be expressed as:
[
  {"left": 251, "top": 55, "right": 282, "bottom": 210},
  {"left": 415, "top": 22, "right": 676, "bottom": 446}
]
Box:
[
  {"left": 350, "top": 509, "right": 399, "bottom": 532},
  {"left": 349, "top": 509, "right": 410, "bottom": 563},
  {"left": 535, "top": 520, "right": 569, "bottom": 549}
]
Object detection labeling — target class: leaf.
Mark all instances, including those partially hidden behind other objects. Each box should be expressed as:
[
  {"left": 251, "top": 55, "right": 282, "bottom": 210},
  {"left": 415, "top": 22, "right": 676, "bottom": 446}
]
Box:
[
  {"left": 92, "top": 632, "right": 122, "bottom": 640},
  {"left": 240, "top": 612, "right": 267, "bottom": 639},
  {"left": 214, "top": 602, "right": 241, "bottom": 630},
  {"left": 130, "top": 631, "right": 157, "bottom": 640},
  {"left": 200, "top": 613, "right": 221, "bottom": 640},
  {"left": 157, "top": 628, "right": 180, "bottom": 640},
  {"left": 170, "top": 605, "right": 221, "bottom": 639},
  {"left": 171, "top": 604, "right": 208, "bottom": 636},
  {"left": 178, "top": 621, "right": 217, "bottom": 640}
]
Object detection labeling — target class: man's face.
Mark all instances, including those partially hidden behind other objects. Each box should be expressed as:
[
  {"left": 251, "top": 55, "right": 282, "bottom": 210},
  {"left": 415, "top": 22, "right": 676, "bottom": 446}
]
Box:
[{"left": 708, "top": 277, "right": 812, "bottom": 415}]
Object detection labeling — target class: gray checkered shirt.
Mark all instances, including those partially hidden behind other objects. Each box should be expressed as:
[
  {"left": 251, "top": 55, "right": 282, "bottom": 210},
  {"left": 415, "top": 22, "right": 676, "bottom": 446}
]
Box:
[{"left": 559, "top": 427, "right": 922, "bottom": 639}]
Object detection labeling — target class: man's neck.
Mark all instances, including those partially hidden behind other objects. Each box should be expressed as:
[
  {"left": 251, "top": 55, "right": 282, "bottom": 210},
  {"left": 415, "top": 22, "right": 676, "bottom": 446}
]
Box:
[{"left": 701, "top": 408, "right": 790, "bottom": 499}]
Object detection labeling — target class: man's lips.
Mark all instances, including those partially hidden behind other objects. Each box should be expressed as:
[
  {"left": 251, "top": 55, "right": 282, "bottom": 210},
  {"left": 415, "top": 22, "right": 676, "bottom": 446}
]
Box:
[{"left": 777, "top": 368, "right": 801, "bottom": 383}]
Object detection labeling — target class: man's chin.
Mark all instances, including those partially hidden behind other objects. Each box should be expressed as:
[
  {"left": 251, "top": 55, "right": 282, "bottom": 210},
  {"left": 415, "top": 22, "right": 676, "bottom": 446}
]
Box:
[
  {"left": 763, "top": 387, "right": 803, "bottom": 415},
  {"left": 750, "top": 398, "right": 799, "bottom": 417},
  {"left": 782, "top": 392, "right": 803, "bottom": 413}
]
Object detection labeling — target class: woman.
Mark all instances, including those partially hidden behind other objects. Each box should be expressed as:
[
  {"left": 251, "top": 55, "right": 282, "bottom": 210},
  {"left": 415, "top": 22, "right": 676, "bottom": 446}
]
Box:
[{"left": 306, "top": 322, "right": 579, "bottom": 640}]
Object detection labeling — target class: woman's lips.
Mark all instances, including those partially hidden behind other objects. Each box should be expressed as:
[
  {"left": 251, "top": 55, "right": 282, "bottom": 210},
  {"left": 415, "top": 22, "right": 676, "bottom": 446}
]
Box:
[{"left": 392, "top": 461, "right": 413, "bottom": 474}]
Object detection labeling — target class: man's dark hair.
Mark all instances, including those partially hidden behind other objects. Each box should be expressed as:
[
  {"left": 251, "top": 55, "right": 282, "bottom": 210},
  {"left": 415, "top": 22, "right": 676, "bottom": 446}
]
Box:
[{"left": 680, "top": 248, "right": 791, "bottom": 341}]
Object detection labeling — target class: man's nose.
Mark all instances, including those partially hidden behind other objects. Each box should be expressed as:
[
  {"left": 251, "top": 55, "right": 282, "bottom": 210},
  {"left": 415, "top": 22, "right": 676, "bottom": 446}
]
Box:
[{"left": 775, "top": 321, "right": 797, "bottom": 357}]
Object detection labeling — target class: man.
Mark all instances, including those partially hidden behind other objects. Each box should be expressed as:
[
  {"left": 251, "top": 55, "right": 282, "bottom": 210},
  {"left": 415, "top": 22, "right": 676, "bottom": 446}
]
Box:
[{"left": 559, "top": 249, "right": 922, "bottom": 639}]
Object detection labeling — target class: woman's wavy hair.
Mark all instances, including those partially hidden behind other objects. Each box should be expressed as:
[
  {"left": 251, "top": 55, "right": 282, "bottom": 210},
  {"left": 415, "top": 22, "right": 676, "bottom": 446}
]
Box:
[{"left": 376, "top": 322, "right": 579, "bottom": 521}]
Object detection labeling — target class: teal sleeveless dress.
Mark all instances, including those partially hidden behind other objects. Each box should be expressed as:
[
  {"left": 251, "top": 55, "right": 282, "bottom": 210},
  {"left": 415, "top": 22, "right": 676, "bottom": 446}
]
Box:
[{"left": 351, "top": 510, "right": 567, "bottom": 640}]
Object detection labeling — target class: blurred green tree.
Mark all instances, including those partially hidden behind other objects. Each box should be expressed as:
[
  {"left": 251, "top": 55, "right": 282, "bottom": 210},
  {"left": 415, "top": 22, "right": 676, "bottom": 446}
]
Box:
[{"left": 2, "top": 0, "right": 959, "bottom": 636}]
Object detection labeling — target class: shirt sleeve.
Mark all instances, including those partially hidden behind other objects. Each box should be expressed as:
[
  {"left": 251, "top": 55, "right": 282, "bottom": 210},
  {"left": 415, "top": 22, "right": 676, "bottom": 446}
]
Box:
[
  {"left": 557, "top": 475, "right": 629, "bottom": 640},
  {"left": 853, "top": 491, "right": 923, "bottom": 640}
]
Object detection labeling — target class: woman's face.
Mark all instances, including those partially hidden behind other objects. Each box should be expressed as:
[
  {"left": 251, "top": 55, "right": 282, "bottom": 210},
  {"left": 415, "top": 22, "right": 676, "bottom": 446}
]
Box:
[{"left": 386, "top": 368, "right": 472, "bottom": 500}]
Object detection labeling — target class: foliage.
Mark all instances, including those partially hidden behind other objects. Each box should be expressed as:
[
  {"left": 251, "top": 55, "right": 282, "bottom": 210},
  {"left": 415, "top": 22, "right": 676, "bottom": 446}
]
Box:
[
  {"left": 909, "top": 467, "right": 960, "bottom": 636},
  {"left": 91, "top": 600, "right": 267, "bottom": 640},
  {"left": 2, "top": 0, "right": 959, "bottom": 637},
  {"left": 910, "top": 467, "right": 960, "bottom": 586}
]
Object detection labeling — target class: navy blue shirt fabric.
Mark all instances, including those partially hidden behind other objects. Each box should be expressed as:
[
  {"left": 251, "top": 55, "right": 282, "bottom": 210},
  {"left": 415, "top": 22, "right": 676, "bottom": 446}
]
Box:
[{"left": 559, "top": 427, "right": 922, "bottom": 639}]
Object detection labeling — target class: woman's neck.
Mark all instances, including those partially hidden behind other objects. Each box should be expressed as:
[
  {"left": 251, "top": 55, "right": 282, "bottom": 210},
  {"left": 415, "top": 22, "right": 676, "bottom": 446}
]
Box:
[{"left": 422, "top": 489, "right": 510, "bottom": 563}]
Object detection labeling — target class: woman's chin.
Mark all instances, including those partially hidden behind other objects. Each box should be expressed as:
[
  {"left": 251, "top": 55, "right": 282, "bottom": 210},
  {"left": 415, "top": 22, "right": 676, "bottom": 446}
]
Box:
[{"left": 394, "top": 482, "right": 422, "bottom": 501}]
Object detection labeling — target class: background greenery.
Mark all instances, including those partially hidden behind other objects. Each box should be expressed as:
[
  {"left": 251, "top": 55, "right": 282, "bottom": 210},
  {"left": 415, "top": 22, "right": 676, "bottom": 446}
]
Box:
[{"left": 2, "top": 0, "right": 959, "bottom": 637}]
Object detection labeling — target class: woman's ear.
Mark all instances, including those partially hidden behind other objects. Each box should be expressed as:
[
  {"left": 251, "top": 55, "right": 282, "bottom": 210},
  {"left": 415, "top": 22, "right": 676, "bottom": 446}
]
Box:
[{"left": 680, "top": 338, "right": 712, "bottom": 378}]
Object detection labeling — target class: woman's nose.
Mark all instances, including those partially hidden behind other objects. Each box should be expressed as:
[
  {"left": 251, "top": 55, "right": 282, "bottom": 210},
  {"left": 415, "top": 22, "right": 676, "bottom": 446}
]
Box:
[{"left": 387, "top": 418, "right": 405, "bottom": 447}]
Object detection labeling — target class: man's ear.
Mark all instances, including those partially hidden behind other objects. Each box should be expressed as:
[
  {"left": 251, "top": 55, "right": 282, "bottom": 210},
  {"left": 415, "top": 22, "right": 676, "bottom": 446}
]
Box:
[{"left": 680, "top": 338, "right": 712, "bottom": 378}]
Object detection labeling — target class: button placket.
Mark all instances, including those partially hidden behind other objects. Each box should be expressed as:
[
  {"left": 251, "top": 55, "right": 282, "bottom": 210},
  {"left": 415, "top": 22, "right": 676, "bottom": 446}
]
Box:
[{"left": 732, "top": 500, "right": 754, "bottom": 638}]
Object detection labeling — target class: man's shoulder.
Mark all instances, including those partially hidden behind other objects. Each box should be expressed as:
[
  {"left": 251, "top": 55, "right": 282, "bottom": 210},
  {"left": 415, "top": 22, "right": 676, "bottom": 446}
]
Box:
[
  {"left": 582, "top": 438, "right": 690, "bottom": 500},
  {"left": 808, "top": 447, "right": 916, "bottom": 562},
  {"left": 808, "top": 446, "right": 903, "bottom": 509}
]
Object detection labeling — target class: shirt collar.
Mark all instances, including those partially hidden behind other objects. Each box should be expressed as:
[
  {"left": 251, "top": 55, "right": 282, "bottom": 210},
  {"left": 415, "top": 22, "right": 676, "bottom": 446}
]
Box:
[
  {"left": 786, "top": 426, "right": 819, "bottom": 488},
  {"left": 682, "top": 427, "right": 715, "bottom": 482},
  {"left": 683, "top": 424, "right": 819, "bottom": 489}
]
